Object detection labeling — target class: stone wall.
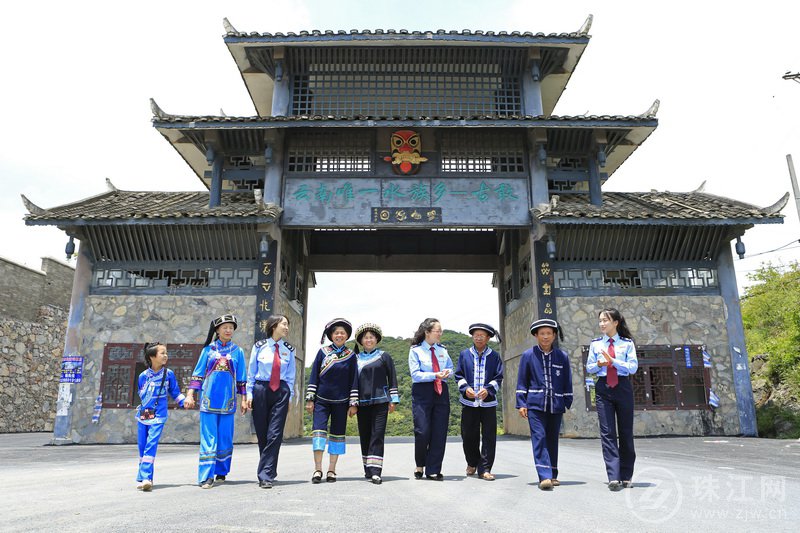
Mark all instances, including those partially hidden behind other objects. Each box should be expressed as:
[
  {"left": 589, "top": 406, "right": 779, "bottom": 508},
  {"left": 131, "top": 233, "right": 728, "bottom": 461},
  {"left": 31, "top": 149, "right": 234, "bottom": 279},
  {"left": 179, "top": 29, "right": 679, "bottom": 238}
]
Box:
[
  {"left": 275, "top": 294, "right": 306, "bottom": 438},
  {"left": 501, "top": 295, "right": 536, "bottom": 436},
  {"left": 67, "top": 295, "right": 263, "bottom": 444},
  {"left": 0, "top": 306, "right": 66, "bottom": 432},
  {"left": 0, "top": 257, "right": 74, "bottom": 322},
  {"left": 555, "top": 295, "right": 739, "bottom": 437}
]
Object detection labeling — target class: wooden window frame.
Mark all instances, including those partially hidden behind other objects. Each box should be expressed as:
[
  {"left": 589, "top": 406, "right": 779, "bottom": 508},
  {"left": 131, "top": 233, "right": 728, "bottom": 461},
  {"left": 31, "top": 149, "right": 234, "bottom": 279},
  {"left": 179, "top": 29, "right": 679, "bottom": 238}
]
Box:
[
  {"left": 582, "top": 344, "right": 711, "bottom": 411},
  {"left": 99, "top": 343, "right": 203, "bottom": 408}
]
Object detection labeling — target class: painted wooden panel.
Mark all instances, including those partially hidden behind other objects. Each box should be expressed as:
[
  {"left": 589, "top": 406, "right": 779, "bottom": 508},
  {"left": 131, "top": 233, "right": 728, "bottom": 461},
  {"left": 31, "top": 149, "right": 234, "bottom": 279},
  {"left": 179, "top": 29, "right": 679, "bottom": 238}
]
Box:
[{"left": 282, "top": 177, "right": 530, "bottom": 226}]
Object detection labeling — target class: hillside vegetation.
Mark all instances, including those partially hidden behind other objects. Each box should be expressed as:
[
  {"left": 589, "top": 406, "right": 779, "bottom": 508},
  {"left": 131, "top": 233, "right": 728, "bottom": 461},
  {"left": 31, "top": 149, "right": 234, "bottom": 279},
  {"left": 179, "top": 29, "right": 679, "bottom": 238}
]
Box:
[
  {"left": 741, "top": 263, "right": 800, "bottom": 438},
  {"left": 303, "top": 330, "right": 503, "bottom": 436}
]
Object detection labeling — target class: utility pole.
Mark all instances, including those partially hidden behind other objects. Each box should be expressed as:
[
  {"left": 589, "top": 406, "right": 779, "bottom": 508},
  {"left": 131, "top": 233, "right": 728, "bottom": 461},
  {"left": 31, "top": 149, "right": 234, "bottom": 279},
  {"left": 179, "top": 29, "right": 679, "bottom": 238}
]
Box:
[{"left": 786, "top": 155, "right": 800, "bottom": 222}]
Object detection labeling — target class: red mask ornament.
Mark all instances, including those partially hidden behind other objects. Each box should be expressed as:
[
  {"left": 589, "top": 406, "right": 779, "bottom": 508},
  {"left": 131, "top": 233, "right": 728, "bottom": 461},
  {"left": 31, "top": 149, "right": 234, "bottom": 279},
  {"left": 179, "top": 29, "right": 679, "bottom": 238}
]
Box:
[{"left": 384, "top": 130, "right": 428, "bottom": 175}]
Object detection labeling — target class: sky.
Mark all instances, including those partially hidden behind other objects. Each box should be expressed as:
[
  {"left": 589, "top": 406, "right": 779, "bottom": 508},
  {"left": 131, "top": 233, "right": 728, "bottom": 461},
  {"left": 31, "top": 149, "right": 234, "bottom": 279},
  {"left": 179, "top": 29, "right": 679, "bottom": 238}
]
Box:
[{"left": 2, "top": 1, "right": 799, "bottom": 359}]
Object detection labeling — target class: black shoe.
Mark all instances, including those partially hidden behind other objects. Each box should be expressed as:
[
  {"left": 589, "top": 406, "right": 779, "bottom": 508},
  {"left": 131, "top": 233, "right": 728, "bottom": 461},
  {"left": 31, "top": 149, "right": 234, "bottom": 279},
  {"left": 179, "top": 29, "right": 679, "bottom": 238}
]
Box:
[
  {"left": 414, "top": 470, "right": 423, "bottom": 480},
  {"left": 215, "top": 475, "right": 226, "bottom": 483},
  {"left": 426, "top": 473, "right": 444, "bottom": 481},
  {"left": 259, "top": 480, "right": 273, "bottom": 489},
  {"left": 312, "top": 470, "right": 323, "bottom": 484}
]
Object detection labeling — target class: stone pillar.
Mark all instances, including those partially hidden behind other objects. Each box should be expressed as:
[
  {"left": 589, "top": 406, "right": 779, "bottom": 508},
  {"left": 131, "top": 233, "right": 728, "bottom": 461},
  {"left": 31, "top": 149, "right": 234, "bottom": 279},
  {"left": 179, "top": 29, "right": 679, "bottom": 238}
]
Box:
[
  {"left": 53, "top": 241, "right": 92, "bottom": 444},
  {"left": 717, "top": 243, "right": 757, "bottom": 436}
]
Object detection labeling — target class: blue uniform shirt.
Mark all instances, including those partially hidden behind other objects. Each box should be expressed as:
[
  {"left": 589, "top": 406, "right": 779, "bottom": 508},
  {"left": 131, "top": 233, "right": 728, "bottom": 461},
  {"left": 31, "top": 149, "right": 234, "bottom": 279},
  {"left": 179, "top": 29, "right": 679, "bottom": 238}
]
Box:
[
  {"left": 586, "top": 334, "right": 638, "bottom": 377},
  {"left": 409, "top": 341, "right": 454, "bottom": 383},
  {"left": 246, "top": 338, "right": 297, "bottom": 400}
]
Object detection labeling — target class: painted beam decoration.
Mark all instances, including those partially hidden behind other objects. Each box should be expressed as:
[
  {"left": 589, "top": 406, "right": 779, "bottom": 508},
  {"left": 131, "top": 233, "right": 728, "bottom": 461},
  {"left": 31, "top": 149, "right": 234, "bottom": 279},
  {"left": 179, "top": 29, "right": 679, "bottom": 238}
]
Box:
[{"left": 283, "top": 177, "right": 528, "bottom": 226}]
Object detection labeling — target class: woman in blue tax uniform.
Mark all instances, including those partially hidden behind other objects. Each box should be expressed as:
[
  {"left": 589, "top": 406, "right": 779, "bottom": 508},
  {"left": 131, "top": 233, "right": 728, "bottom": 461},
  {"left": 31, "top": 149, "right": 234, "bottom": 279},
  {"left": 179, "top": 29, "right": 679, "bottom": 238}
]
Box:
[
  {"left": 354, "top": 322, "right": 400, "bottom": 485},
  {"left": 455, "top": 323, "right": 503, "bottom": 481},
  {"left": 516, "top": 318, "right": 573, "bottom": 490},
  {"left": 409, "top": 318, "right": 453, "bottom": 481},
  {"left": 184, "top": 314, "right": 248, "bottom": 489},
  {"left": 245, "top": 315, "right": 296, "bottom": 489},
  {"left": 135, "top": 342, "right": 186, "bottom": 491},
  {"left": 586, "top": 308, "right": 638, "bottom": 491},
  {"left": 305, "top": 318, "right": 359, "bottom": 484}
]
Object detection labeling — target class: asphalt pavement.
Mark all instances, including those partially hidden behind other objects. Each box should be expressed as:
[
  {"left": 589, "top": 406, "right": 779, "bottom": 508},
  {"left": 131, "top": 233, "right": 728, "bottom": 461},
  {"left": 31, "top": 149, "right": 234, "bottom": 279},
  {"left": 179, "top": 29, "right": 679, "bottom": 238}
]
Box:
[{"left": 1, "top": 433, "right": 798, "bottom": 532}]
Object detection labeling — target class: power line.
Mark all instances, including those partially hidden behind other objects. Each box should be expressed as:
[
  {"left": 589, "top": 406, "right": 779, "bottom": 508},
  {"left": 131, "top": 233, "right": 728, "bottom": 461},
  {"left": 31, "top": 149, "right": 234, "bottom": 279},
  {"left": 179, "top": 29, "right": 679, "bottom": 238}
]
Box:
[{"left": 739, "top": 239, "right": 800, "bottom": 259}]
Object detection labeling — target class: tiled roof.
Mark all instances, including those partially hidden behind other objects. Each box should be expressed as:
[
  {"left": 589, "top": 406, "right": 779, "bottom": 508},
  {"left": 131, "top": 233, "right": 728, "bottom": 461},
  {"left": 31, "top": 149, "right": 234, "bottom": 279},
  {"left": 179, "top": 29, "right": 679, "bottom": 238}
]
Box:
[
  {"left": 223, "top": 29, "right": 589, "bottom": 41},
  {"left": 535, "top": 192, "right": 785, "bottom": 224},
  {"left": 153, "top": 114, "right": 655, "bottom": 124},
  {"left": 24, "top": 190, "right": 279, "bottom": 224}
]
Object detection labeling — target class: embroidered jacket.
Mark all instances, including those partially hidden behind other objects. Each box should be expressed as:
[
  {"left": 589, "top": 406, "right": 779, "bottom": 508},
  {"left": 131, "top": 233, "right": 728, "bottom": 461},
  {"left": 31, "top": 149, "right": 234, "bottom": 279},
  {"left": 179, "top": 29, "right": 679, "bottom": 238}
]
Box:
[
  {"left": 136, "top": 368, "right": 185, "bottom": 425},
  {"left": 356, "top": 349, "right": 400, "bottom": 406},
  {"left": 455, "top": 345, "right": 503, "bottom": 408},
  {"left": 515, "top": 345, "right": 573, "bottom": 413},
  {"left": 306, "top": 344, "right": 359, "bottom": 405},
  {"left": 189, "top": 340, "right": 247, "bottom": 414}
]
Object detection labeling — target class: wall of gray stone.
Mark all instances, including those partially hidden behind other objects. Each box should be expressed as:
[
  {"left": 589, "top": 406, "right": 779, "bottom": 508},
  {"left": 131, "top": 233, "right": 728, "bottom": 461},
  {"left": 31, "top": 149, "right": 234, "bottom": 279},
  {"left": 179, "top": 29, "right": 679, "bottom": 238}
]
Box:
[
  {"left": 0, "top": 257, "right": 74, "bottom": 322},
  {"left": 0, "top": 305, "right": 66, "bottom": 433},
  {"left": 501, "top": 295, "right": 739, "bottom": 438},
  {"left": 67, "top": 294, "right": 271, "bottom": 444},
  {"left": 276, "top": 294, "right": 306, "bottom": 439},
  {"left": 501, "top": 295, "right": 536, "bottom": 436}
]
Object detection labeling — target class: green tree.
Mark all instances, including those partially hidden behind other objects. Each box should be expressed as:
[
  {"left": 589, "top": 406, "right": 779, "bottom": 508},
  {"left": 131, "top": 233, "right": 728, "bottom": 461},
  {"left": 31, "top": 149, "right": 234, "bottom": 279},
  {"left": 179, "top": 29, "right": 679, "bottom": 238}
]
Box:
[{"left": 741, "top": 263, "right": 800, "bottom": 388}]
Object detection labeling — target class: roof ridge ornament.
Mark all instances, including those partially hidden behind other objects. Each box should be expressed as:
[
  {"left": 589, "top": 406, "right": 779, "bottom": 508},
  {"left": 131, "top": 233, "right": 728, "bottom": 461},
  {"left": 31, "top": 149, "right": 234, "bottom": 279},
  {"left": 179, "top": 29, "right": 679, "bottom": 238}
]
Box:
[
  {"left": 692, "top": 180, "right": 707, "bottom": 193},
  {"left": 762, "top": 192, "right": 790, "bottom": 215},
  {"left": 20, "top": 194, "right": 46, "bottom": 215},
  {"left": 150, "top": 98, "right": 171, "bottom": 119},
  {"left": 578, "top": 14, "right": 593, "bottom": 35},
  {"left": 105, "top": 177, "right": 118, "bottom": 192},
  {"left": 641, "top": 99, "right": 660, "bottom": 118},
  {"left": 223, "top": 18, "right": 237, "bottom": 34}
]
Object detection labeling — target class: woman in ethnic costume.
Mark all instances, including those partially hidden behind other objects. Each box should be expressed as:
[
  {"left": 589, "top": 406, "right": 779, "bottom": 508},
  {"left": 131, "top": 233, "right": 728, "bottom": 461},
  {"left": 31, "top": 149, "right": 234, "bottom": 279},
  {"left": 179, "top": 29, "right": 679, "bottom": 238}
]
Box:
[
  {"left": 409, "top": 318, "right": 453, "bottom": 481},
  {"left": 184, "top": 314, "right": 248, "bottom": 489},
  {"left": 305, "top": 318, "right": 359, "bottom": 483},
  {"left": 353, "top": 322, "right": 400, "bottom": 485},
  {"left": 135, "top": 342, "right": 186, "bottom": 491}
]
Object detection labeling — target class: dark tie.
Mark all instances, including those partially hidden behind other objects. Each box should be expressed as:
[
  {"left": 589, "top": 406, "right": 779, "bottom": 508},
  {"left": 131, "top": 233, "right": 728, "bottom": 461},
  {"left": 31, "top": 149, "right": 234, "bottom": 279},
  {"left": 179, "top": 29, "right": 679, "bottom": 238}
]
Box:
[
  {"left": 269, "top": 343, "right": 281, "bottom": 392},
  {"left": 430, "top": 346, "right": 442, "bottom": 395},
  {"left": 606, "top": 338, "right": 618, "bottom": 388}
]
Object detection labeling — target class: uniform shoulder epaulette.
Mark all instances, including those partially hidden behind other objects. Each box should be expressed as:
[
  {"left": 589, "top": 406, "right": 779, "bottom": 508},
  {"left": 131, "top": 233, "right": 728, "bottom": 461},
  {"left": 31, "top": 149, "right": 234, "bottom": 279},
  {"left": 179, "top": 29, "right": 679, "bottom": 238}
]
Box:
[
  {"left": 254, "top": 338, "right": 270, "bottom": 349},
  {"left": 591, "top": 337, "right": 603, "bottom": 342},
  {"left": 436, "top": 342, "right": 446, "bottom": 347},
  {"left": 282, "top": 340, "right": 295, "bottom": 351},
  {"left": 411, "top": 343, "right": 421, "bottom": 348},
  {"left": 619, "top": 336, "right": 632, "bottom": 342}
]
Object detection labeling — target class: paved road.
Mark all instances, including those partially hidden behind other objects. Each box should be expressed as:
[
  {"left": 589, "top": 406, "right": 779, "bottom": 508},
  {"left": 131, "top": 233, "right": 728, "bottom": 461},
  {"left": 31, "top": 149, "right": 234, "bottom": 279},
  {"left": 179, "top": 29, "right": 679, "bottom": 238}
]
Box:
[{"left": 1, "top": 433, "right": 798, "bottom": 532}]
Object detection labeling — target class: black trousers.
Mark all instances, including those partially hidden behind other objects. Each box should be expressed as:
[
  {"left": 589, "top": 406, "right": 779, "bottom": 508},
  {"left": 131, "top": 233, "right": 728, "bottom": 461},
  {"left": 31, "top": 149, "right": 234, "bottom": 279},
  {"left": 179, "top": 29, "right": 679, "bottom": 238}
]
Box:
[
  {"left": 252, "top": 380, "right": 291, "bottom": 483},
  {"left": 595, "top": 376, "right": 636, "bottom": 482},
  {"left": 411, "top": 382, "right": 450, "bottom": 475},
  {"left": 460, "top": 405, "right": 497, "bottom": 474},
  {"left": 356, "top": 403, "right": 390, "bottom": 477}
]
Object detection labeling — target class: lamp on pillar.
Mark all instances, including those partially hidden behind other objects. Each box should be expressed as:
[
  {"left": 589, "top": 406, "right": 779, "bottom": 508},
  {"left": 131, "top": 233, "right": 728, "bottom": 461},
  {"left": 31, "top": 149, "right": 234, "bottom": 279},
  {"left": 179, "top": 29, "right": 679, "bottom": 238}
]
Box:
[
  {"left": 546, "top": 236, "right": 556, "bottom": 259},
  {"left": 537, "top": 143, "right": 547, "bottom": 166},
  {"left": 65, "top": 236, "right": 75, "bottom": 260},
  {"left": 259, "top": 235, "right": 270, "bottom": 258},
  {"left": 597, "top": 144, "right": 607, "bottom": 168},
  {"left": 735, "top": 237, "right": 746, "bottom": 259}
]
